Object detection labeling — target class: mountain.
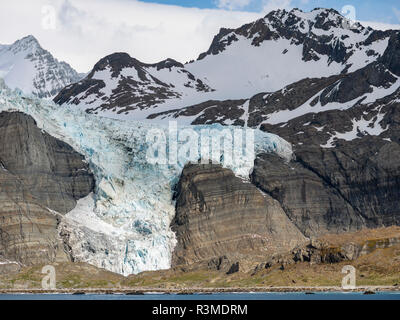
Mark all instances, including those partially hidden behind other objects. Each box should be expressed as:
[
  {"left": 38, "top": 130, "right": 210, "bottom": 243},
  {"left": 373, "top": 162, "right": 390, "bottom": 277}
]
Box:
[
  {"left": 149, "top": 31, "right": 400, "bottom": 129},
  {"left": 149, "top": 31, "right": 400, "bottom": 238},
  {"left": 55, "top": 8, "right": 394, "bottom": 119},
  {"left": 185, "top": 8, "right": 392, "bottom": 97},
  {"left": 1, "top": 7, "right": 400, "bottom": 278},
  {"left": 1, "top": 79, "right": 292, "bottom": 275},
  {"left": 0, "top": 35, "right": 82, "bottom": 98},
  {"left": 54, "top": 52, "right": 213, "bottom": 117}
]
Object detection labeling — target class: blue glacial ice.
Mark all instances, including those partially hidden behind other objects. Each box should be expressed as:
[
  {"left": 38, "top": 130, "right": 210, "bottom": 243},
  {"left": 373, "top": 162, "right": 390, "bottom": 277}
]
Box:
[{"left": 0, "top": 79, "right": 293, "bottom": 276}]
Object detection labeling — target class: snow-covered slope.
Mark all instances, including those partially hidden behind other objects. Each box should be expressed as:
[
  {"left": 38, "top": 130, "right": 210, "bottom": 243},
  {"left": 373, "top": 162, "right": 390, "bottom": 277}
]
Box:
[
  {"left": 147, "top": 30, "right": 400, "bottom": 151},
  {"left": 186, "top": 8, "right": 390, "bottom": 99},
  {"left": 0, "top": 80, "right": 292, "bottom": 275},
  {"left": 0, "top": 35, "right": 82, "bottom": 98},
  {"left": 55, "top": 8, "right": 394, "bottom": 120}
]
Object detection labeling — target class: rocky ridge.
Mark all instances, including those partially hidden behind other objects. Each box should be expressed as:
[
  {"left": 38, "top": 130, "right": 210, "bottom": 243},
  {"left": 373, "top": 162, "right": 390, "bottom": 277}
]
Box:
[
  {"left": 54, "top": 8, "right": 395, "bottom": 117},
  {"left": 0, "top": 35, "right": 82, "bottom": 98},
  {"left": 54, "top": 53, "right": 213, "bottom": 115}
]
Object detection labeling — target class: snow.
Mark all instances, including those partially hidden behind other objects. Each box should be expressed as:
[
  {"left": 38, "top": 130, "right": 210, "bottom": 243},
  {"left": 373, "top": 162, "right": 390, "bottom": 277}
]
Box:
[
  {"left": 92, "top": 67, "right": 120, "bottom": 97},
  {"left": 0, "top": 36, "right": 81, "bottom": 98},
  {"left": 347, "top": 38, "right": 389, "bottom": 73},
  {"left": 321, "top": 111, "right": 388, "bottom": 148},
  {"left": 185, "top": 37, "right": 343, "bottom": 101},
  {"left": 239, "top": 100, "right": 250, "bottom": 127},
  {"left": 0, "top": 79, "right": 292, "bottom": 276},
  {"left": 363, "top": 77, "right": 400, "bottom": 104},
  {"left": 264, "top": 77, "right": 400, "bottom": 125},
  {"left": 0, "top": 42, "right": 37, "bottom": 94}
]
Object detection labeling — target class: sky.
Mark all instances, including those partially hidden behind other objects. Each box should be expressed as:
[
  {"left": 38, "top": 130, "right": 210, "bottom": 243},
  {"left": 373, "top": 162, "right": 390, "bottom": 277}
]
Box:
[{"left": 0, "top": 0, "right": 399, "bottom": 72}]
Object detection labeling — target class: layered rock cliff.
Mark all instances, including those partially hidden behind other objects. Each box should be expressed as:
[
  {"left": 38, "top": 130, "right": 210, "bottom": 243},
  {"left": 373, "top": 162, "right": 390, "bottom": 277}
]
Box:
[
  {"left": 0, "top": 111, "right": 95, "bottom": 266},
  {"left": 171, "top": 164, "right": 307, "bottom": 272}
]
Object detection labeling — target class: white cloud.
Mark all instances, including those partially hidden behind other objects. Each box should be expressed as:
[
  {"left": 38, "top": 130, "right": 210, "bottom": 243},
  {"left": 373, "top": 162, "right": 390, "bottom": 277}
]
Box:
[
  {"left": 262, "top": 0, "right": 293, "bottom": 13},
  {"left": 217, "top": 0, "right": 252, "bottom": 10},
  {"left": 360, "top": 20, "right": 400, "bottom": 31},
  {"left": 0, "top": 0, "right": 260, "bottom": 72}
]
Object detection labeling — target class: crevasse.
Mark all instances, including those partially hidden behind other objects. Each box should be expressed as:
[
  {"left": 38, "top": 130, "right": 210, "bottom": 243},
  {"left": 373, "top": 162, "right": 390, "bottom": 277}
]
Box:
[{"left": 0, "top": 79, "right": 293, "bottom": 276}]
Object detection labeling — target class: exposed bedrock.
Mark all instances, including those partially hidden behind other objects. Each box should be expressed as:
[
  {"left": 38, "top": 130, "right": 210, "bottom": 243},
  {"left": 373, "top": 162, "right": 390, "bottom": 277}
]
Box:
[
  {"left": 171, "top": 164, "right": 307, "bottom": 272},
  {"left": 251, "top": 152, "right": 363, "bottom": 237},
  {"left": 252, "top": 140, "right": 400, "bottom": 237},
  {"left": 0, "top": 111, "right": 95, "bottom": 265},
  {"left": 0, "top": 111, "right": 94, "bottom": 213}
]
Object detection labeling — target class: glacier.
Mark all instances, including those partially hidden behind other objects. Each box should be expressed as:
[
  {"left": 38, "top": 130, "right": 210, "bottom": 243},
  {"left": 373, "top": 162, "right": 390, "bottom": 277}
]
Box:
[{"left": 0, "top": 79, "right": 293, "bottom": 276}]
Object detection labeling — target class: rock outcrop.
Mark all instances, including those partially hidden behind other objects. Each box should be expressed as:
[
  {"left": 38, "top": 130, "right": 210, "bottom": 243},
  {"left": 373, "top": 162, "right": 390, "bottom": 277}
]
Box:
[
  {"left": 0, "top": 111, "right": 95, "bottom": 266},
  {"left": 171, "top": 164, "right": 307, "bottom": 272},
  {"left": 251, "top": 137, "right": 400, "bottom": 237},
  {"left": 54, "top": 53, "right": 213, "bottom": 115},
  {"left": 254, "top": 227, "right": 400, "bottom": 272},
  {"left": 0, "top": 111, "right": 95, "bottom": 214},
  {"left": 251, "top": 153, "right": 363, "bottom": 237}
]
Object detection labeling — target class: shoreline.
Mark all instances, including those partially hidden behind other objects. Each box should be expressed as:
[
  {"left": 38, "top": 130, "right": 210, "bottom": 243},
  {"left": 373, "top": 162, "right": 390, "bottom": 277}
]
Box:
[{"left": 1, "top": 286, "right": 399, "bottom": 295}]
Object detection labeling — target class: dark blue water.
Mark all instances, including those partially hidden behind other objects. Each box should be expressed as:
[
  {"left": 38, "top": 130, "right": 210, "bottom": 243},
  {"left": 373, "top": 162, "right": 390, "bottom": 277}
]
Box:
[{"left": 0, "top": 292, "right": 399, "bottom": 300}]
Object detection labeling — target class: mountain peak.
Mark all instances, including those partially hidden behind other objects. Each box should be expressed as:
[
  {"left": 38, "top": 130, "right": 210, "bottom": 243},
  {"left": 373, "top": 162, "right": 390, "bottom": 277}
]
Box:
[
  {"left": 0, "top": 34, "right": 82, "bottom": 98},
  {"left": 264, "top": 7, "right": 364, "bottom": 32},
  {"left": 152, "top": 58, "right": 184, "bottom": 70},
  {"left": 54, "top": 7, "right": 396, "bottom": 118},
  {"left": 90, "top": 52, "right": 143, "bottom": 78},
  {"left": 11, "top": 35, "right": 41, "bottom": 53},
  {"left": 20, "top": 34, "right": 39, "bottom": 43}
]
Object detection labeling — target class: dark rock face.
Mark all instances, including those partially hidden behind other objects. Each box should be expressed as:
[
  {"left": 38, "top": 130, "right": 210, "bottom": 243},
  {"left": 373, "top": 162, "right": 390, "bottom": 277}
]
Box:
[
  {"left": 0, "top": 168, "right": 66, "bottom": 265},
  {"left": 252, "top": 139, "right": 400, "bottom": 237},
  {"left": 294, "top": 141, "right": 400, "bottom": 229},
  {"left": 0, "top": 112, "right": 95, "bottom": 214},
  {"left": 197, "top": 28, "right": 236, "bottom": 60},
  {"left": 319, "top": 63, "right": 396, "bottom": 105},
  {"left": 226, "top": 262, "right": 240, "bottom": 275},
  {"left": 147, "top": 99, "right": 248, "bottom": 126},
  {"left": 251, "top": 153, "right": 363, "bottom": 237},
  {"left": 171, "top": 164, "right": 307, "bottom": 271},
  {"left": 0, "top": 111, "right": 94, "bottom": 265},
  {"left": 380, "top": 32, "right": 400, "bottom": 76}
]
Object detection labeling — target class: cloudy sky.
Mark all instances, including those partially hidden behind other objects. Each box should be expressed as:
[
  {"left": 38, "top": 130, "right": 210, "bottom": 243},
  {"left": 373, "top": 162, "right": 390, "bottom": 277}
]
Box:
[{"left": 1, "top": 0, "right": 399, "bottom": 72}]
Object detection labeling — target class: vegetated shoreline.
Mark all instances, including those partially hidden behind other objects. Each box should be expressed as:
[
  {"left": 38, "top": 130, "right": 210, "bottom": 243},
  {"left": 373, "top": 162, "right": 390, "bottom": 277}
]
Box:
[{"left": 0, "top": 286, "right": 399, "bottom": 295}]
